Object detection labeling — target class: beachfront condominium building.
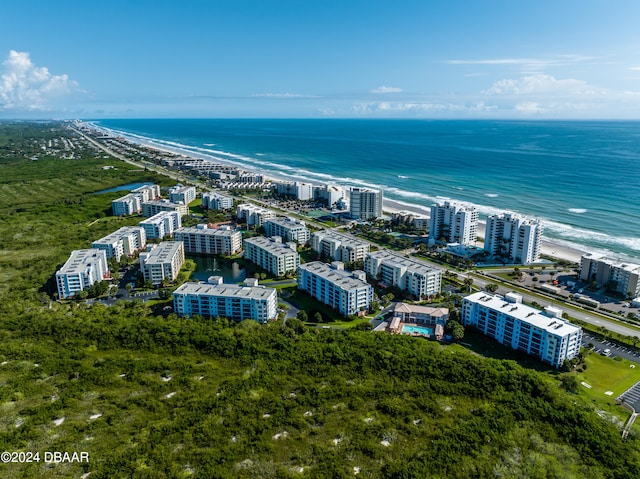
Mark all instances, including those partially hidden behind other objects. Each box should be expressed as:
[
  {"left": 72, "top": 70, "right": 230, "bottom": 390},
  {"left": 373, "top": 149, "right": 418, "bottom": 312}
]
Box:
[
  {"left": 297, "top": 261, "right": 373, "bottom": 317},
  {"left": 111, "top": 184, "right": 161, "bottom": 216},
  {"left": 429, "top": 201, "right": 479, "bottom": 245},
  {"left": 275, "top": 181, "right": 314, "bottom": 201},
  {"left": 263, "top": 217, "right": 311, "bottom": 244},
  {"left": 364, "top": 250, "right": 442, "bottom": 298},
  {"left": 173, "top": 277, "right": 278, "bottom": 323},
  {"left": 579, "top": 253, "right": 640, "bottom": 298},
  {"left": 174, "top": 225, "right": 242, "bottom": 256},
  {"left": 132, "top": 184, "right": 161, "bottom": 202},
  {"left": 91, "top": 226, "right": 147, "bottom": 261},
  {"left": 314, "top": 185, "right": 348, "bottom": 209},
  {"left": 112, "top": 194, "right": 142, "bottom": 216},
  {"left": 139, "top": 241, "right": 185, "bottom": 285},
  {"left": 202, "top": 191, "right": 234, "bottom": 210},
  {"left": 139, "top": 211, "right": 182, "bottom": 239},
  {"left": 310, "top": 230, "right": 371, "bottom": 264},
  {"left": 243, "top": 236, "right": 300, "bottom": 277},
  {"left": 484, "top": 213, "right": 543, "bottom": 264},
  {"left": 142, "top": 199, "right": 189, "bottom": 218},
  {"left": 169, "top": 184, "right": 197, "bottom": 205},
  {"left": 236, "top": 203, "right": 276, "bottom": 227},
  {"left": 349, "top": 187, "right": 383, "bottom": 220},
  {"left": 56, "top": 249, "right": 109, "bottom": 299},
  {"left": 461, "top": 291, "right": 583, "bottom": 368}
]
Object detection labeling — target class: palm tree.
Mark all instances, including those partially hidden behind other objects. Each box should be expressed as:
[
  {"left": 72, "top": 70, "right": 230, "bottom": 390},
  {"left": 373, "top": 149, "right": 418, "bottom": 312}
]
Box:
[{"left": 463, "top": 277, "right": 473, "bottom": 292}]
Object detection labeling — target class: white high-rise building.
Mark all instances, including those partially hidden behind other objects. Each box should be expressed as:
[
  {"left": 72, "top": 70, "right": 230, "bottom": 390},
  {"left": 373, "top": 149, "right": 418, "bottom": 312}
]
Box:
[
  {"left": 236, "top": 203, "right": 276, "bottom": 227},
  {"left": 139, "top": 241, "right": 185, "bottom": 285},
  {"left": 364, "top": 250, "right": 442, "bottom": 298},
  {"left": 243, "top": 236, "right": 300, "bottom": 277},
  {"left": 202, "top": 191, "right": 234, "bottom": 210},
  {"left": 56, "top": 249, "right": 109, "bottom": 299},
  {"left": 92, "top": 226, "right": 147, "bottom": 261},
  {"left": 310, "top": 230, "right": 370, "bottom": 263},
  {"left": 174, "top": 225, "right": 242, "bottom": 256},
  {"left": 264, "top": 217, "right": 310, "bottom": 244},
  {"left": 111, "top": 184, "right": 160, "bottom": 216},
  {"left": 484, "top": 213, "right": 543, "bottom": 265},
  {"left": 314, "top": 185, "right": 347, "bottom": 209},
  {"left": 462, "top": 291, "right": 582, "bottom": 368},
  {"left": 429, "top": 201, "right": 479, "bottom": 245},
  {"left": 349, "top": 187, "right": 383, "bottom": 220},
  {"left": 169, "top": 184, "right": 197, "bottom": 205},
  {"left": 141, "top": 200, "right": 189, "bottom": 217},
  {"left": 173, "top": 277, "right": 277, "bottom": 323},
  {"left": 139, "top": 211, "right": 182, "bottom": 239},
  {"left": 579, "top": 254, "right": 640, "bottom": 298},
  {"left": 297, "top": 261, "right": 373, "bottom": 317}
]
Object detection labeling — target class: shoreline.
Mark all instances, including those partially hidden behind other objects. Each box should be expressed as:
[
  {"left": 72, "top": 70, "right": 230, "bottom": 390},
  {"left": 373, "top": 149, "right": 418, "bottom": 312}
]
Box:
[
  {"left": 93, "top": 122, "right": 588, "bottom": 265},
  {"left": 383, "top": 198, "right": 586, "bottom": 264}
]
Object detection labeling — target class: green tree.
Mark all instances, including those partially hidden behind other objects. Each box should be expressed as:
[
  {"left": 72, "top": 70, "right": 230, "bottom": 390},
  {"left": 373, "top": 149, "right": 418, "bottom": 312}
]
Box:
[
  {"left": 297, "top": 310, "right": 308, "bottom": 322},
  {"left": 485, "top": 283, "right": 499, "bottom": 293}
]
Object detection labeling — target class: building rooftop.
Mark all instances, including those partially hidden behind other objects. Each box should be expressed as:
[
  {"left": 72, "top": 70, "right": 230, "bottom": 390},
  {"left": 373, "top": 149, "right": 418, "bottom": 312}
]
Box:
[
  {"left": 393, "top": 302, "right": 449, "bottom": 318},
  {"left": 174, "top": 281, "right": 276, "bottom": 300},
  {"left": 144, "top": 242, "right": 183, "bottom": 264},
  {"left": 465, "top": 291, "right": 581, "bottom": 337},
  {"left": 313, "top": 230, "right": 369, "bottom": 248},
  {"left": 58, "top": 249, "right": 106, "bottom": 275},
  {"left": 264, "top": 217, "right": 307, "bottom": 229},
  {"left": 175, "top": 226, "right": 239, "bottom": 236},
  {"left": 582, "top": 253, "right": 640, "bottom": 273},
  {"left": 244, "top": 236, "right": 297, "bottom": 256},
  {"left": 299, "top": 261, "right": 369, "bottom": 291},
  {"left": 93, "top": 226, "right": 143, "bottom": 245},
  {"left": 368, "top": 250, "right": 441, "bottom": 275}
]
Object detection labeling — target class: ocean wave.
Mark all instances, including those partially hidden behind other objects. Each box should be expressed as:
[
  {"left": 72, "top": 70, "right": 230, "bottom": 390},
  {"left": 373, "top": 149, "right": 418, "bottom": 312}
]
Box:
[
  {"left": 568, "top": 208, "right": 588, "bottom": 214},
  {"left": 485, "top": 193, "right": 499, "bottom": 198},
  {"left": 398, "top": 175, "right": 409, "bottom": 179}
]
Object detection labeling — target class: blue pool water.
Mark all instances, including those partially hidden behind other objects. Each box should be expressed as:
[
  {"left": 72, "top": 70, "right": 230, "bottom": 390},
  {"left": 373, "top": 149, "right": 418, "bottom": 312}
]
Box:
[{"left": 401, "top": 324, "right": 433, "bottom": 336}]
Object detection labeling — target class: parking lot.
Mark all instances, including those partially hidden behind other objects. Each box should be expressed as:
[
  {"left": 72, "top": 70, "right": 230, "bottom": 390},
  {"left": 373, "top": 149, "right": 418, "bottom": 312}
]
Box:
[{"left": 582, "top": 333, "right": 640, "bottom": 364}]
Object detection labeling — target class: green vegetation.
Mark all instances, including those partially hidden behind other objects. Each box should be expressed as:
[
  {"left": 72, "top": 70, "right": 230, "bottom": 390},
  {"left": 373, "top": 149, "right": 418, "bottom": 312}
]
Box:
[{"left": 1, "top": 123, "right": 640, "bottom": 477}]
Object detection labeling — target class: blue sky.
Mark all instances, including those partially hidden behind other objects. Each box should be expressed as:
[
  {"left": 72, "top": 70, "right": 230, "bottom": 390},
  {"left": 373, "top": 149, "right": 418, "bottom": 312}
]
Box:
[{"left": 2, "top": 0, "right": 640, "bottom": 118}]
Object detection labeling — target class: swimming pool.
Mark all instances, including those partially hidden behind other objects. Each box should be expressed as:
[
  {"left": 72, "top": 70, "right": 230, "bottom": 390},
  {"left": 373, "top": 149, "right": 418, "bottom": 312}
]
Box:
[{"left": 401, "top": 324, "right": 432, "bottom": 336}]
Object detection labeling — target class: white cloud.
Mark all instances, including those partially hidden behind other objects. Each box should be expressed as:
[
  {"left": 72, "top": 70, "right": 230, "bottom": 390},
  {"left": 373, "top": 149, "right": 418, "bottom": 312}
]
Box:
[
  {"left": 446, "top": 55, "right": 595, "bottom": 70},
  {"left": 483, "top": 74, "right": 599, "bottom": 96},
  {"left": 370, "top": 85, "right": 403, "bottom": 94},
  {"left": 0, "top": 50, "right": 79, "bottom": 111},
  {"left": 350, "top": 101, "right": 496, "bottom": 115},
  {"left": 629, "top": 66, "right": 640, "bottom": 71}
]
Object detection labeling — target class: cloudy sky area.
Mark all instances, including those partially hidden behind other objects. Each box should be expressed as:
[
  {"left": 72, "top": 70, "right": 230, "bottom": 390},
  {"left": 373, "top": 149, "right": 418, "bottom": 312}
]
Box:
[{"left": 2, "top": 0, "right": 640, "bottom": 118}]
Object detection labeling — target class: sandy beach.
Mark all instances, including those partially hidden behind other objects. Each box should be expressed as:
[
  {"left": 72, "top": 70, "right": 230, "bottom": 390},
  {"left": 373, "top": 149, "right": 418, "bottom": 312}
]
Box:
[{"left": 383, "top": 198, "right": 585, "bottom": 264}]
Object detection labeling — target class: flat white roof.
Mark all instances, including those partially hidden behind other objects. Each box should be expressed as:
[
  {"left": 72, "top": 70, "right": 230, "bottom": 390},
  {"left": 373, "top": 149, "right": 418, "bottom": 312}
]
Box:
[
  {"left": 368, "top": 250, "right": 441, "bottom": 275},
  {"left": 174, "top": 281, "right": 276, "bottom": 300},
  {"left": 58, "top": 249, "right": 105, "bottom": 274},
  {"left": 299, "top": 261, "right": 370, "bottom": 291},
  {"left": 465, "top": 291, "right": 581, "bottom": 336}
]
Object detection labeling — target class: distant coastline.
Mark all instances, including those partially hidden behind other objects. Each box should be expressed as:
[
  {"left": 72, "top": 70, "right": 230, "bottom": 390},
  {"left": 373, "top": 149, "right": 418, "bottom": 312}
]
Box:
[{"left": 92, "top": 119, "right": 640, "bottom": 265}]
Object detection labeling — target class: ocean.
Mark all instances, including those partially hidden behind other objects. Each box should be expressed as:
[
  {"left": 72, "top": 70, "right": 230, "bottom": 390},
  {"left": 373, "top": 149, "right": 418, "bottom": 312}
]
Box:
[{"left": 94, "top": 119, "right": 640, "bottom": 260}]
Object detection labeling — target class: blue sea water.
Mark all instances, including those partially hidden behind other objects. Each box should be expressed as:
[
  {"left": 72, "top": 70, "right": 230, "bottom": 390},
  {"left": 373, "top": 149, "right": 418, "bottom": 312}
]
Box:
[{"left": 94, "top": 119, "right": 640, "bottom": 259}]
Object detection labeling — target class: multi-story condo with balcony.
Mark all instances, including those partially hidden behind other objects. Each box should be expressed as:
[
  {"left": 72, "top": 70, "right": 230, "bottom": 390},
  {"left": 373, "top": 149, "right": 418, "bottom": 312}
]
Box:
[
  {"left": 139, "top": 211, "right": 182, "bottom": 239},
  {"left": 243, "top": 236, "right": 300, "bottom": 277},
  {"left": 91, "top": 226, "right": 147, "bottom": 261},
  {"left": 139, "top": 241, "right": 185, "bottom": 285},
  {"left": 141, "top": 199, "right": 189, "bottom": 218},
  {"left": 202, "top": 191, "right": 234, "bottom": 210},
  {"left": 174, "top": 225, "right": 242, "bottom": 256},
  {"left": 56, "top": 249, "right": 108, "bottom": 299},
  {"left": 349, "top": 187, "right": 383, "bottom": 220},
  {"left": 297, "top": 261, "right": 373, "bottom": 317},
  {"left": 484, "top": 213, "right": 543, "bottom": 265},
  {"left": 111, "top": 184, "right": 161, "bottom": 216},
  {"left": 236, "top": 203, "right": 276, "bottom": 227},
  {"left": 579, "top": 253, "right": 640, "bottom": 298},
  {"left": 310, "top": 230, "right": 370, "bottom": 264},
  {"left": 461, "top": 291, "right": 582, "bottom": 368},
  {"left": 429, "top": 201, "right": 479, "bottom": 245},
  {"left": 364, "top": 250, "right": 442, "bottom": 298},
  {"left": 263, "top": 217, "right": 310, "bottom": 245},
  {"left": 169, "top": 184, "right": 197, "bottom": 205},
  {"left": 173, "top": 276, "right": 277, "bottom": 323}
]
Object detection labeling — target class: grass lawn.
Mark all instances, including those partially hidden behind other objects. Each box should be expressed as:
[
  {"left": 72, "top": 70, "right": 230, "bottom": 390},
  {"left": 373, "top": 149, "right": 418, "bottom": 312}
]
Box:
[{"left": 574, "top": 353, "right": 640, "bottom": 401}]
